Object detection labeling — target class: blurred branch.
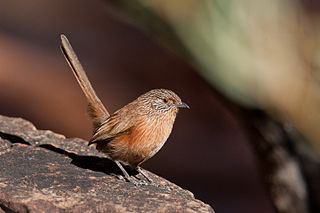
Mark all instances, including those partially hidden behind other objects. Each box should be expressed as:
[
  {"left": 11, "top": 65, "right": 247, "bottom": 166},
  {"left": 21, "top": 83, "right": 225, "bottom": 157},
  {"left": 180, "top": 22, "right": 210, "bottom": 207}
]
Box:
[{"left": 244, "top": 110, "right": 310, "bottom": 213}]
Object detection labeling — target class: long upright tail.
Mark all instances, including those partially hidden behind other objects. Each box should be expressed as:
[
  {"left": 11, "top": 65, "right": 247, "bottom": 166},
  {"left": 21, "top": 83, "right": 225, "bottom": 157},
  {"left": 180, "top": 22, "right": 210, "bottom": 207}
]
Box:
[{"left": 60, "top": 34, "right": 109, "bottom": 132}]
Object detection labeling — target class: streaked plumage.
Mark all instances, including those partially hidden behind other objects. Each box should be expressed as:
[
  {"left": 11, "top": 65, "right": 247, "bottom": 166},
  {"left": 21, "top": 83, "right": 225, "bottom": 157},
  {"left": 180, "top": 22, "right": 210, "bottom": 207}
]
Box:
[{"left": 60, "top": 35, "right": 189, "bottom": 185}]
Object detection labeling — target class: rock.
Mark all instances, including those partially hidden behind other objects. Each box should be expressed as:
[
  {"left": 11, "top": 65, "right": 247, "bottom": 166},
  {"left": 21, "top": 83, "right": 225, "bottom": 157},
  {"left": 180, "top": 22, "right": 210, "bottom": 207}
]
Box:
[{"left": 0, "top": 115, "right": 214, "bottom": 213}]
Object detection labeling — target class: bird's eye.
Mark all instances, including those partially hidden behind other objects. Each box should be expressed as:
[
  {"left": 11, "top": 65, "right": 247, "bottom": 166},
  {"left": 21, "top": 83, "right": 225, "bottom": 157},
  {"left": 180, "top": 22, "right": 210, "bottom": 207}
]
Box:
[{"left": 162, "top": 98, "right": 168, "bottom": 103}]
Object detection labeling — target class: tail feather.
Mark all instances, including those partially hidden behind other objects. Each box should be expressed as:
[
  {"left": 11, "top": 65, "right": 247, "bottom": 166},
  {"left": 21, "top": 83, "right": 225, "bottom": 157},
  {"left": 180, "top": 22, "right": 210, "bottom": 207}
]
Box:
[{"left": 60, "top": 34, "right": 109, "bottom": 131}]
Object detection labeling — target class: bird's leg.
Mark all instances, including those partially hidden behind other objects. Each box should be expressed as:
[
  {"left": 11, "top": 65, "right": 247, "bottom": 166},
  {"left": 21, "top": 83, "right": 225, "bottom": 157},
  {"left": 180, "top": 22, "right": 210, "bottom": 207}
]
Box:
[
  {"left": 137, "top": 167, "right": 157, "bottom": 186},
  {"left": 115, "top": 161, "right": 140, "bottom": 186}
]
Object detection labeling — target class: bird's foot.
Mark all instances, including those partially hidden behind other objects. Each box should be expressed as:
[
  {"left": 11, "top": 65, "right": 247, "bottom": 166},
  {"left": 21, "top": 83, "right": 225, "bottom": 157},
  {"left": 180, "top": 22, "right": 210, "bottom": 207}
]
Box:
[
  {"left": 111, "top": 173, "right": 125, "bottom": 180},
  {"left": 126, "top": 177, "right": 146, "bottom": 186},
  {"left": 135, "top": 179, "right": 149, "bottom": 185},
  {"left": 112, "top": 173, "right": 170, "bottom": 189}
]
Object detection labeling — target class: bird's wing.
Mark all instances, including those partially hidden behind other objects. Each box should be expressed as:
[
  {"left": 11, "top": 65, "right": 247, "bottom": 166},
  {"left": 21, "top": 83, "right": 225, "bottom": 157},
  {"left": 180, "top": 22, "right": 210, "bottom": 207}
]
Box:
[{"left": 88, "top": 111, "right": 134, "bottom": 145}]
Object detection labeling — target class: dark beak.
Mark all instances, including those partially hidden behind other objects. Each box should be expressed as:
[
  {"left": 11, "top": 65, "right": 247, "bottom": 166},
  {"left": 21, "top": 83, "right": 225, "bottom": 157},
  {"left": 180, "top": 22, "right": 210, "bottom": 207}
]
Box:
[{"left": 174, "top": 102, "right": 190, "bottom": 109}]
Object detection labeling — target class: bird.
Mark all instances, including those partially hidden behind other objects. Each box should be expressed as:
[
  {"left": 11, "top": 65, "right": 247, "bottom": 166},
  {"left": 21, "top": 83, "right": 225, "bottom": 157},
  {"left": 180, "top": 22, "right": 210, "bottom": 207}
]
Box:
[{"left": 60, "top": 34, "right": 189, "bottom": 186}]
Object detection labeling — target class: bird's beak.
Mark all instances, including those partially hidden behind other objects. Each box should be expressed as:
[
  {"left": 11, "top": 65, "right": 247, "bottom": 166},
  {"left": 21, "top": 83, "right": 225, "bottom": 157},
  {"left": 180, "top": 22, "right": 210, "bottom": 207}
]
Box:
[{"left": 174, "top": 102, "right": 190, "bottom": 109}]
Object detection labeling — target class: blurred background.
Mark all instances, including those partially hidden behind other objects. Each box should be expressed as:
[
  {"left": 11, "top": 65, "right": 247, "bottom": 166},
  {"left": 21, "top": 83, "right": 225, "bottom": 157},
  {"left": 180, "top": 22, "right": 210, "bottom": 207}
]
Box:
[{"left": 1, "top": 0, "right": 320, "bottom": 213}]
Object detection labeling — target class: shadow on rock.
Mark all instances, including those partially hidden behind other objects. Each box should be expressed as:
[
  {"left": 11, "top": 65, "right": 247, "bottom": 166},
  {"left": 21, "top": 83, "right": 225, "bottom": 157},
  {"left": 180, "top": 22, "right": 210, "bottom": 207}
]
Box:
[{"left": 39, "top": 144, "right": 138, "bottom": 176}]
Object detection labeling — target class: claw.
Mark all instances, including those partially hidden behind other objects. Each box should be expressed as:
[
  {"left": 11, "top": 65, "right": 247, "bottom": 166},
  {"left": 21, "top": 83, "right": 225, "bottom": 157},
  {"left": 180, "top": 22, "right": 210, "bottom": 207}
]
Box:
[
  {"left": 137, "top": 179, "right": 149, "bottom": 185},
  {"left": 111, "top": 173, "right": 125, "bottom": 180}
]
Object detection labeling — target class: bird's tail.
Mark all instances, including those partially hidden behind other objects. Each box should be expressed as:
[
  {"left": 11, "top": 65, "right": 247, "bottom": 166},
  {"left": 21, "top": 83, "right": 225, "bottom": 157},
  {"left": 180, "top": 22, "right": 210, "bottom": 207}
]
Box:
[{"left": 60, "top": 34, "right": 109, "bottom": 132}]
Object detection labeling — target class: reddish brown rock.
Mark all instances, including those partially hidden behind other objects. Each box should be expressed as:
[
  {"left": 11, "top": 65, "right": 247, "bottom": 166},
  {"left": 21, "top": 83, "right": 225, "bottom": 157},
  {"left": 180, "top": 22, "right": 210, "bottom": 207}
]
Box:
[{"left": 0, "top": 115, "right": 214, "bottom": 213}]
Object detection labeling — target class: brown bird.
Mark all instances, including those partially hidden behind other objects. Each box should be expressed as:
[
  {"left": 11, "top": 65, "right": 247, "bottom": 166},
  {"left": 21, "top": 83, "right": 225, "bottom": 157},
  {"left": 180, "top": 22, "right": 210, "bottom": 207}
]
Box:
[{"left": 60, "top": 34, "right": 189, "bottom": 186}]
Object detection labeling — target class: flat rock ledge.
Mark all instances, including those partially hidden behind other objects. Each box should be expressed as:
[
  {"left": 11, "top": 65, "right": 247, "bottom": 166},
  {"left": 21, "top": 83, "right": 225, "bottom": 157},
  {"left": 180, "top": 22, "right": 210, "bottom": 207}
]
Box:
[{"left": 0, "top": 115, "right": 214, "bottom": 213}]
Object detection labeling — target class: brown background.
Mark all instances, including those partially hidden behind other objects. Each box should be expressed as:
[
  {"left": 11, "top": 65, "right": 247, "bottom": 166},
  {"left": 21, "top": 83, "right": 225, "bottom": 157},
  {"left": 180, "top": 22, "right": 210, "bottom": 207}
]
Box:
[{"left": 0, "top": 0, "right": 276, "bottom": 212}]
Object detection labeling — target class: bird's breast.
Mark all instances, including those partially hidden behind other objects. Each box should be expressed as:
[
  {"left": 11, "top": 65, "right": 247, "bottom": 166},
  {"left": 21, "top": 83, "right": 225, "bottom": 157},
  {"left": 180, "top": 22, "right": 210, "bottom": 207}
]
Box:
[{"left": 130, "top": 112, "right": 176, "bottom": 159}]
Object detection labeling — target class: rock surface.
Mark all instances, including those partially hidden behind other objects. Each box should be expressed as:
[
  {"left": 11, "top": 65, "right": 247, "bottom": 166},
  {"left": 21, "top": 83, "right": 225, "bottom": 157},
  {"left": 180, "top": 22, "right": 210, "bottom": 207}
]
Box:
[{"left": 0, "top": 115, "right": 214, "bottom": 213}]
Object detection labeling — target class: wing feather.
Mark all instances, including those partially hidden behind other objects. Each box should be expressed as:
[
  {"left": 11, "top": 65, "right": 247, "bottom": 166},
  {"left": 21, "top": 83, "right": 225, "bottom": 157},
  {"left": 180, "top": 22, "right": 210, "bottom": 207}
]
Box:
[{"left": 89, "top": 109, "right": 135, "bottom": 145}]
